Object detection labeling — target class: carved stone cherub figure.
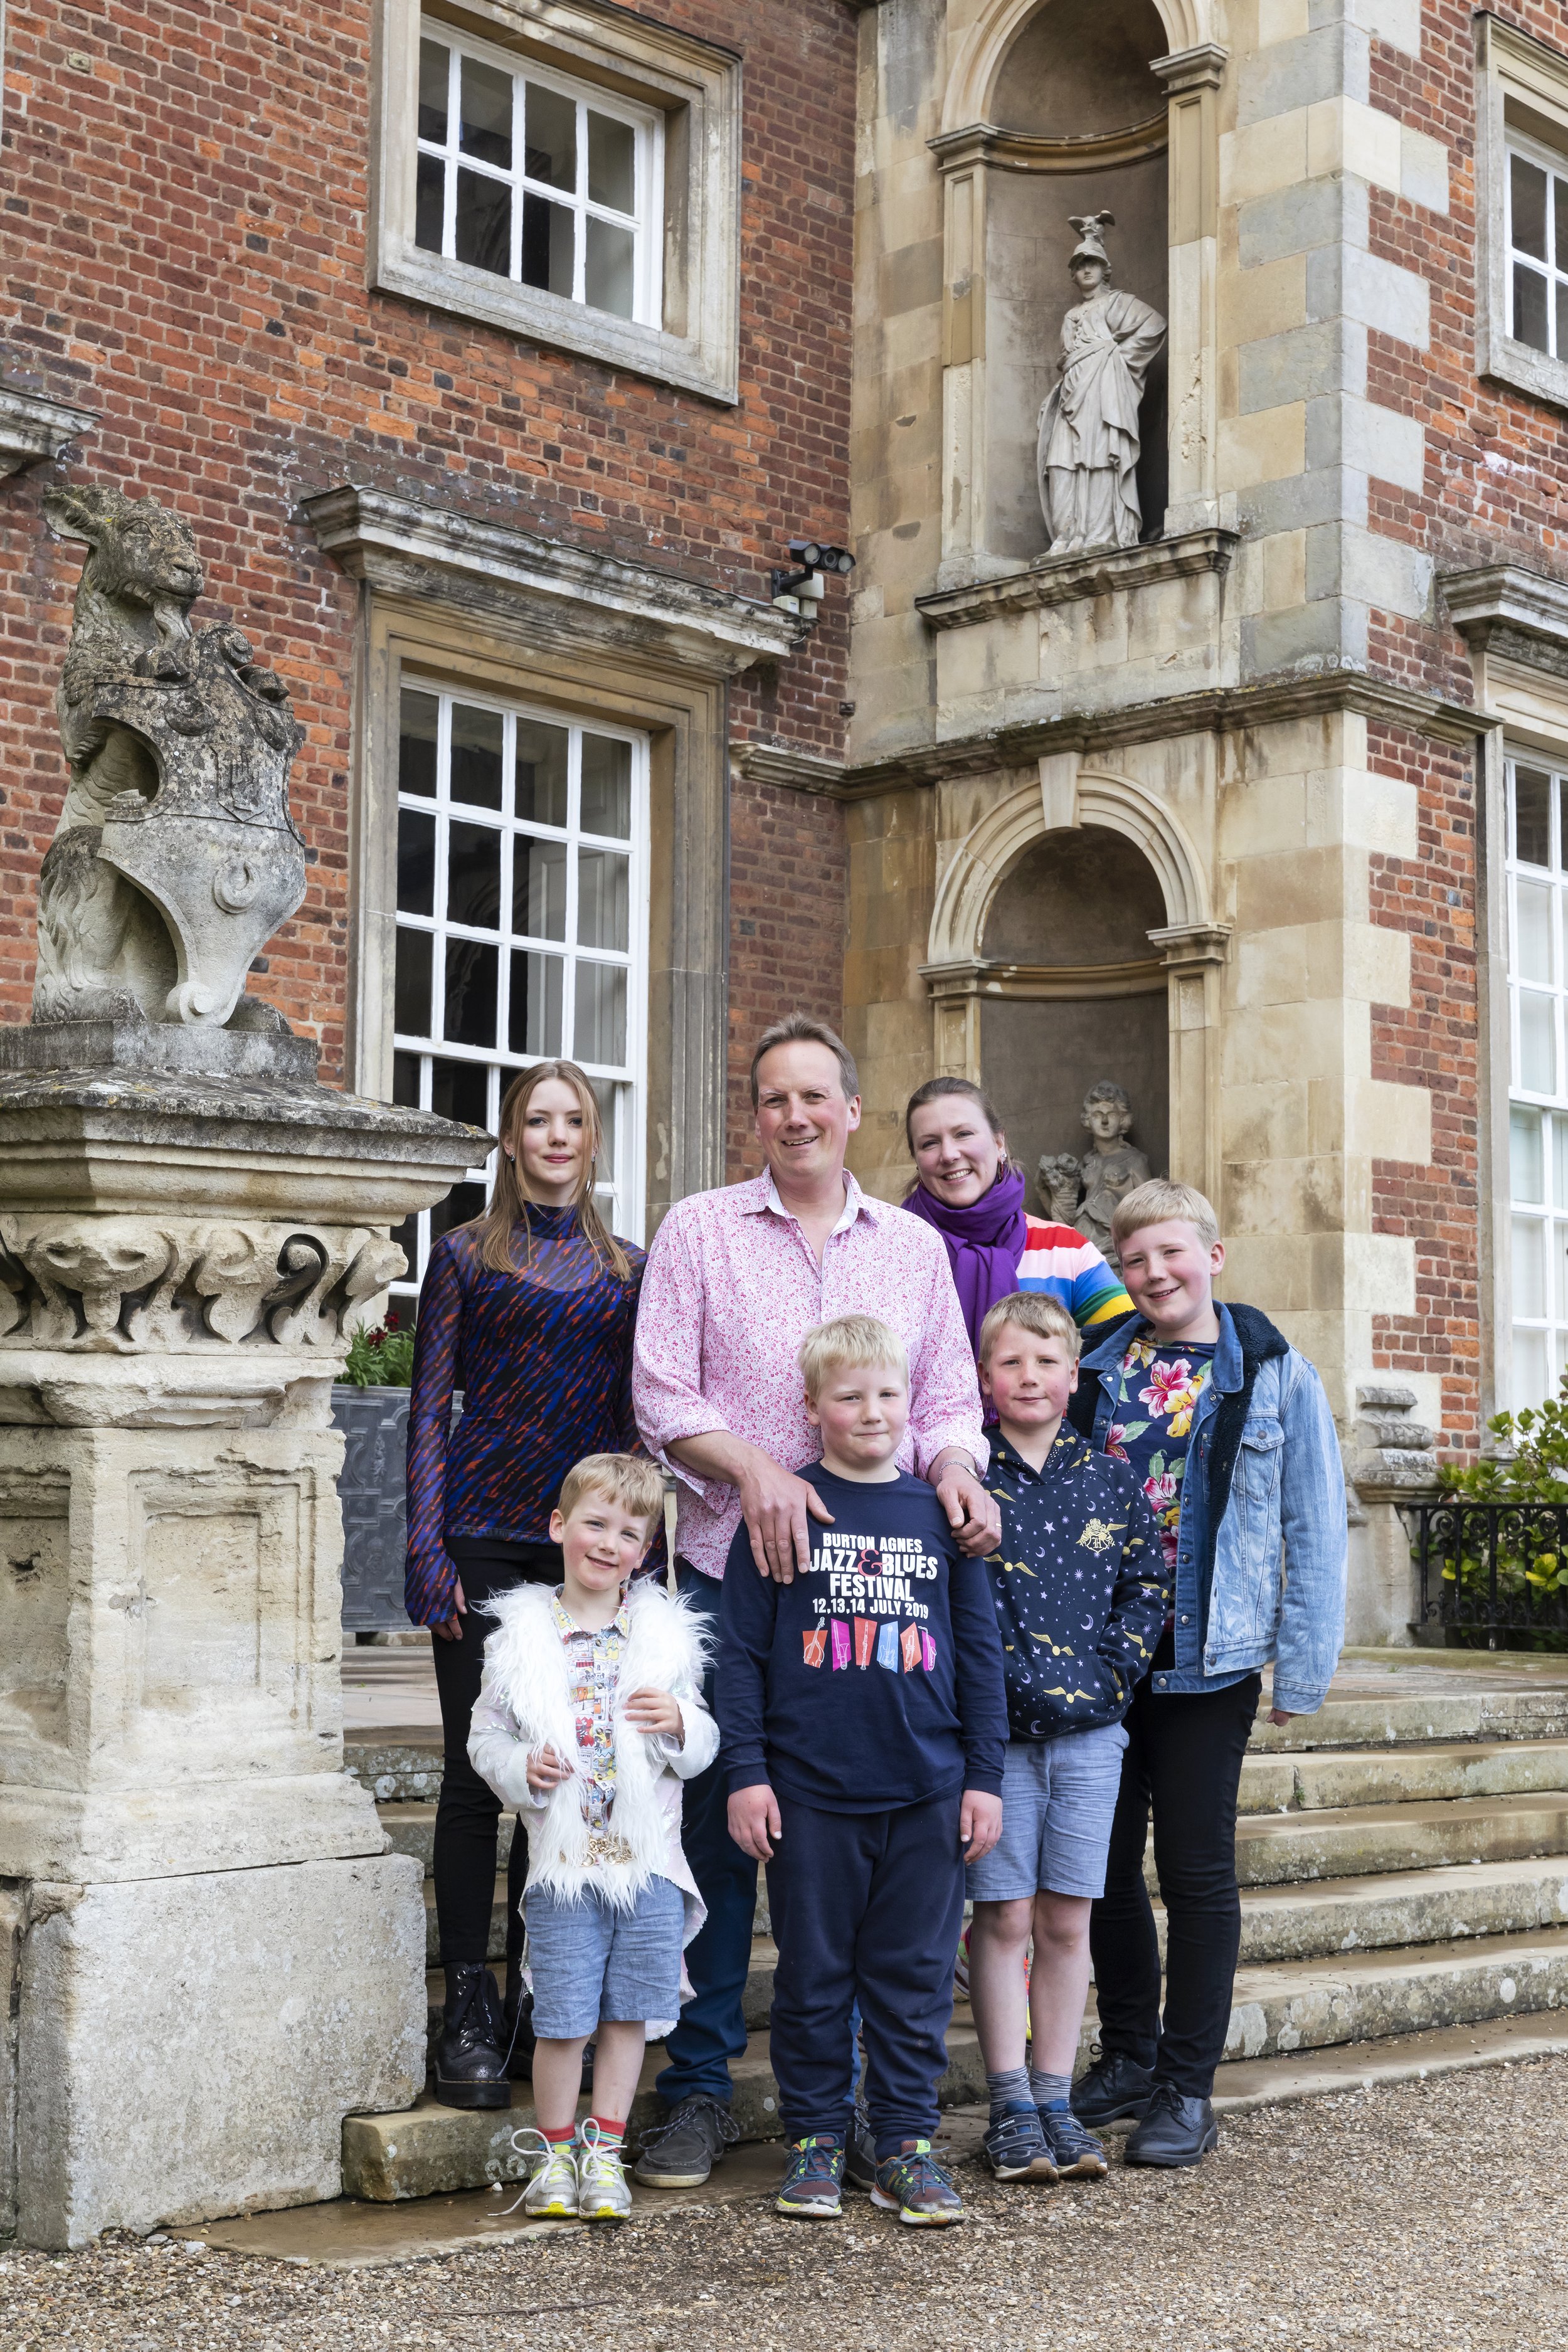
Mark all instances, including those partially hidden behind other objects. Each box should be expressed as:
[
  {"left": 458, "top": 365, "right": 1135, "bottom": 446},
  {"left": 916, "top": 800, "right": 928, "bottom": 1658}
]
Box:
[
  {"left": 1037, "top": 211, "right": 1166, "bottom": 556},
  {"left": 34, "top": 483, "right": 305, "bottom": 1028},
  {"left": 1037, "top": 1153, "right": 1085, "bottom": 1228},
  {"left": 1076, "top": 1080, "right": 1153, "bottom": 1263}
]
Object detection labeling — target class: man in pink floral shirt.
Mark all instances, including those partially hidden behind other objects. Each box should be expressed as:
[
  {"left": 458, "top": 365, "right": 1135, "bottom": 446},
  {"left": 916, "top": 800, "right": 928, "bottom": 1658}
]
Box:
[{"left": 631, "top": 1014, "right": 997, "bottom": 2187}]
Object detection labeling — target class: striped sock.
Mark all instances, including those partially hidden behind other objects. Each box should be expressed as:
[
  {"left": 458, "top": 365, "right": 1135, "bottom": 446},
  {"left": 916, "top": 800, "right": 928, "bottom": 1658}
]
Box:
[
  {"left": 1029, "top": 2067, "right": 1073, "bottom": 2111},
  {"left": 541, "top": 2125, "right": 575, "bottom": 2146},
  {"left": 986, "top": 2065, "right": 1034, "bottom": 2125},
  {"left": 586, "top": 2116, "right": 625, "bottom": 2147}
]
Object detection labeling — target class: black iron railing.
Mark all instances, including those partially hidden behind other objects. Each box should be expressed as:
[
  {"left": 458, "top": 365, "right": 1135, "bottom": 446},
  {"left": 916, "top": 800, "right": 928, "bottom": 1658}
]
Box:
[{"left": 1414, "top": 1499, "right": 1568, "bottom": 1645}]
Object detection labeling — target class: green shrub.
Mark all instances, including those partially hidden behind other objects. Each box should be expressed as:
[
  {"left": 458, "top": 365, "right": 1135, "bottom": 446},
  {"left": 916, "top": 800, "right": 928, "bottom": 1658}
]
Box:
[
  {"left": 343, "top": 1310, "right": 415, "bottom": 1389},
  {"left": 1431, "top": 1377, "right": 1568, "bottom": 1646}
]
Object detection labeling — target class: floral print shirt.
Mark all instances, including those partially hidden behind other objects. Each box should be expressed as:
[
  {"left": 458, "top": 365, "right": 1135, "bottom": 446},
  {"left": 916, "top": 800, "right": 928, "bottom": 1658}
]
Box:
[
  {"left": 1106, "top": 1338, "right": 1217, "bottom": 1574},
  {"left": 551, "top": 1591, "right": 630, "bottom": 1836}
]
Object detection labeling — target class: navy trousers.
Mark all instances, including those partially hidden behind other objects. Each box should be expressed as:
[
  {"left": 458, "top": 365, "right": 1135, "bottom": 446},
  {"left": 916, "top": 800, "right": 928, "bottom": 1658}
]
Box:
[
  {"left": 766, "top": 1791, "right": 965, "bottom": 2157},
  {"left": 654, "top": 1564, "right": 760, "bottom": 2104}
]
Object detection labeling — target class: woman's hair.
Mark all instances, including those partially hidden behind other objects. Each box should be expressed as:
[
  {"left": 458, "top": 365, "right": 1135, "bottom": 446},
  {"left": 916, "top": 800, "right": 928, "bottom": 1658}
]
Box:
[
  {"left": 902, "top": 1076, "right": 1022, "bottom": 1193},
  {"left": 797, "top": 1313, "right": 909, "bottom": 1404},
  {"left": 557, "top": 1451, "right": 665, "bottom": 1532},
  {"left": 462, "top": 1060, "right": 632, "bottom": 1283},
  {"left": 977, "top": 1290, "right": 1080, "bottom": 1369}
]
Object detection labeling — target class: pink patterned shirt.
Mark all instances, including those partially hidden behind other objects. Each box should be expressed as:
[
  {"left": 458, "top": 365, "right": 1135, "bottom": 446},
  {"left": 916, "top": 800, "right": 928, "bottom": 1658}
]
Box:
[{"left": 632, "top": 1172, "right": 987, "bottom": 1579}]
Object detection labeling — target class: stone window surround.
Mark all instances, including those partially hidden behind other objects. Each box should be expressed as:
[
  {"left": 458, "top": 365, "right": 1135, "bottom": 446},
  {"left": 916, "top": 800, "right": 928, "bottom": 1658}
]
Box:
[
  {"left": 0, "top": 381, "right": 96, "bottom": 479},
  {"left": 371, "top": 0, "right": 741, "bottom": 405},
  {"left": 1476, "top": 13, "right": 1568, "bottom": 415},
  {"left": 302, "top": 484, "right": 807, "bottom": 1227},
  {"left": 1442, "top": 559, "right": 1568, "bottom": 1423}
]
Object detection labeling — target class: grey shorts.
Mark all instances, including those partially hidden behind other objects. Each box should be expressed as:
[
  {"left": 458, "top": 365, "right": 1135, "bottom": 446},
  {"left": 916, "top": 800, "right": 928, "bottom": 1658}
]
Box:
[
  {"left": 523, "top": 1875, "right": 686, "bottom": 2040},
  {"left": 966, "top": 1724, "right": 1130, "bottom": 1904}
]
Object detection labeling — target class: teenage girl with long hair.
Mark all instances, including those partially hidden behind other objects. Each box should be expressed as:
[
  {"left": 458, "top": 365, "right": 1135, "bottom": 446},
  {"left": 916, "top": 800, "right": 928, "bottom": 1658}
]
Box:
[{"left": 405, "top": 1059, "right": 649, "bottom": 2109}]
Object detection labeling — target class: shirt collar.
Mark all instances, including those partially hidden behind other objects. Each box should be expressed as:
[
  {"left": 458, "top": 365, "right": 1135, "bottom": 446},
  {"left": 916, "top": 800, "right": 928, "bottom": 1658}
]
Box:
[
  {"left": 550, "top": 1591, "right": 630, "bottom": 1640},
  {"left": 742, "top": 1167, "right": 877, "bottom": 1234},
  {"left": 992, "top": 1426, "right": 1080, "bottom": 1483}
]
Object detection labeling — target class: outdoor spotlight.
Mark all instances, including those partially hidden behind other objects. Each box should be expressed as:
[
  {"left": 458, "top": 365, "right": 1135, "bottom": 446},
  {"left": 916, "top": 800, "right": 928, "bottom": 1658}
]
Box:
[{"left": 771, "top": 537, "right": 857, "bottom": 605}]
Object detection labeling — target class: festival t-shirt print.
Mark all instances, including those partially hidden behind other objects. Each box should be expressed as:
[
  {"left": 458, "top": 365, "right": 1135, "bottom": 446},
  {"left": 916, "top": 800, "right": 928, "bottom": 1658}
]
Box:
[{"left": 802, "top": 1525, "right": 941, "bottom": 1677}]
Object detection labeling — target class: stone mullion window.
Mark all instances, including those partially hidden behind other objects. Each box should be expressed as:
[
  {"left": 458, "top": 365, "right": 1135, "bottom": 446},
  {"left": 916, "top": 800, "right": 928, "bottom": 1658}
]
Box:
[
  {"left": 1506, "top": 756, "right": 1568, "bottom": 1408},
  {"left": 1507, "top": 132, "right": 1568, "bottom": 360},
  {"left": 389, "top": 681, "right": 649, "bottom": 1295}
]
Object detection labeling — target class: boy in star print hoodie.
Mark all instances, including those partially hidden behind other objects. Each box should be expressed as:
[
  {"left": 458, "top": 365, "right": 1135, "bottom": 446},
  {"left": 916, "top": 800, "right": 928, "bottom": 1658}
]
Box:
[{"left": 963, "top": 1291, "right": 1165, "bottom": 2189}]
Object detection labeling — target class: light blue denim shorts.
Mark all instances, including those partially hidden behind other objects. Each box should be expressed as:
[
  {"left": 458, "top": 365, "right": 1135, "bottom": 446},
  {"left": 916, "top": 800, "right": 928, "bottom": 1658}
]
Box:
[
  {"left": 523, "top": 1875, "right": 685, "bottom": 2040},
  {"left": 966, "top": 1723, "right": 1130, "bottom": 1904}
]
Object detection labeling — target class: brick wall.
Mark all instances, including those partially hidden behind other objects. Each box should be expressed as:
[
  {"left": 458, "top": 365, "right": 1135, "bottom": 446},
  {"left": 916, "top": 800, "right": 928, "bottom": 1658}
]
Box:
[
  {"left": 1366, "top": 718, "right": 1483, "bottom": 1454},
  {"left": 1367, "top": 2, "right": 1568, "bottom": 697},
  {"left": 0, "top": 0, "right": 854, "bottom": 1112}
]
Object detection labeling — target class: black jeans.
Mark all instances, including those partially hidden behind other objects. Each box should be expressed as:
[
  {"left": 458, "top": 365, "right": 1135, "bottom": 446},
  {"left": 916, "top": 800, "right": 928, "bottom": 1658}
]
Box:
[
  {"left": 430, "top": 1537, "right": 562, "bottom": 1968},
  {"left": 1089, "top": 1665, "right": 1263, "bottom": 2098}
]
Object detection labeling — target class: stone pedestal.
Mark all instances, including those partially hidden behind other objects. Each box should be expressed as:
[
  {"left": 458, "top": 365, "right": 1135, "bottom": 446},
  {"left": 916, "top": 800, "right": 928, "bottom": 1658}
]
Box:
[{"left": 0, "top": 1029, "right": 481, "bottom": 2247}]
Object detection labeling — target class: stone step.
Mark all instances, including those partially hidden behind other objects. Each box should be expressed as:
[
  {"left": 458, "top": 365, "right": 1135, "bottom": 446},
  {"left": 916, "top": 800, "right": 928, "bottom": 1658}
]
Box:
[
  {"left": 1247, "top": 1687, "right": 1568, "bottom": 1753},
  {"left": 1233, "top": 1856, "right": 1568, "bottom": 1964},
  {"left": 351, "top": 1918, "right": 1568, "bottom": 2200},
  {"left": 1234, "top": 1791, "right": 1568, "bottom": 1885},
  {"left": 344, "top": 2016, "right": 990, "bottom": 2201},
  {"left": 1246, "top": 1741, "right": 1568, "bottom": 1814}
]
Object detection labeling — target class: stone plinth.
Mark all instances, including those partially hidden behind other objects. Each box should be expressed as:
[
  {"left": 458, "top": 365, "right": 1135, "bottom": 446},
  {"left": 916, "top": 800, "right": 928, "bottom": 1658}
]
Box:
[{"left": 0, "top": 1029, "right": 484, "bottom": 2247}]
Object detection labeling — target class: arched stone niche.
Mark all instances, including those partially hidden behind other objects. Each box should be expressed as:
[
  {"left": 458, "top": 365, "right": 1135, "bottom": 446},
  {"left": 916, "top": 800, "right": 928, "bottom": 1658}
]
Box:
[
  {"left": 935, "top": 0, "right": 1227, "bottom": 586},
  {"left": 979, "top": 825, "right": 1171, "bottom": 1194},
  {"left": 923, "top": 766, "right": 1229, "bottom": 1201},
  {"left": 983, "top": 0, "right": 1169, "bottom": 561}
]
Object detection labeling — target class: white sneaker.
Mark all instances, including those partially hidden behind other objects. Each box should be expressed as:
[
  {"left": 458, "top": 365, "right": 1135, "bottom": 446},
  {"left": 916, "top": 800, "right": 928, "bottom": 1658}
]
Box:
[
  {"left": 576, "top": 2120, "right": 632, "bottom": 2222},
  {"left": 512, "top": 2127, "right": 578, "bottom": 2218}
]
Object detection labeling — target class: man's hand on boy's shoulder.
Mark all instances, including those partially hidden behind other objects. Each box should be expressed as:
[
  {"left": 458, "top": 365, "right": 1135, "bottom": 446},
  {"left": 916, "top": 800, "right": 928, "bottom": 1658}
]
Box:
[
  {"left": 932, "top": 1453, "right": 1002, "bottom": 1555},
  {"left": 728, "top": 1783, "right": 782, "bottom": 1860},
  {"left": 960, "top": 1789, "right": 1003, "bottom": 1862}
]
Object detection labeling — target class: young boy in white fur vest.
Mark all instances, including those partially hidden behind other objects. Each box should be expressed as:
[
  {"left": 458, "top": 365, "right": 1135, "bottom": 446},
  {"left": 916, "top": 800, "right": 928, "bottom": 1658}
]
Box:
[{"left": 468, "top": 1452, "right": 716, "bottom": 2222}]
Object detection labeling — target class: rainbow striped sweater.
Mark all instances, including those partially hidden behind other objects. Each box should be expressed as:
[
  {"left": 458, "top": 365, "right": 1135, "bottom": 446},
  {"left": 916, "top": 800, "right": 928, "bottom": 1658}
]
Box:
[{"left": 1015, "top": 1216, "right": 1132, "bottom": 1328}]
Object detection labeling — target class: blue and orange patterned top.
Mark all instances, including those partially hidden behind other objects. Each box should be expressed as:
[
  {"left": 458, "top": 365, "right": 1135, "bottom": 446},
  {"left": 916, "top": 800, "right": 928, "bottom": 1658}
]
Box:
[{"left": 403, "top": 1205, "right": 646, "bottom": 1627}]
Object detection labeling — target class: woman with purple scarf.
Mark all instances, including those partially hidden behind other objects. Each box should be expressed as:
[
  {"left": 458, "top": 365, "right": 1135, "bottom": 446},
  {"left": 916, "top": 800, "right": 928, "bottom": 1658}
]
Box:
[{"left": 901, "top": 1078, "right": 1131, "bottom": 1355}]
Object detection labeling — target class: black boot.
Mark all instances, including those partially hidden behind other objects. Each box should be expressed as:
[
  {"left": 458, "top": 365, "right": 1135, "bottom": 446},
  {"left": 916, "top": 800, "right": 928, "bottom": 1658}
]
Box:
[
  {"left": 433, "top": 1964, "right": 511, "bottom": 2111},
  {"left": 501, "top": 1956, "right": 536, "bottom": 2082}
]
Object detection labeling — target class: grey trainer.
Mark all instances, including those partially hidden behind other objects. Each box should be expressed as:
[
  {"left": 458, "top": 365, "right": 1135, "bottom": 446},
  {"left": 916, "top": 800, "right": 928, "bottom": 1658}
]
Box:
[{"left": 632, "top": 2092, "right": 740, "bottom": 2188}]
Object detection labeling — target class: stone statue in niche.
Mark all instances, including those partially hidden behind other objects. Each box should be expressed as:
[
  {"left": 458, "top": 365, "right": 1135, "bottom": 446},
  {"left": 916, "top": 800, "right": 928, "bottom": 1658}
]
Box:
[
  {"left": 1037, "top": 1081, "right": 1157, "bottom": 1266},
  {"left": 33, "top": 484, "right": 306, "bottom": 1028},
  {"left": 1037, "top": 212, "right": 1166, "bottom": 557}
]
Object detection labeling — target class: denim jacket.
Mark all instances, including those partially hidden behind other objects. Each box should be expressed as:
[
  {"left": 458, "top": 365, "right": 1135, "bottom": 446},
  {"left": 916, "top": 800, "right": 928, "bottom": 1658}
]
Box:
[{"left": 1067, "top": 1304, "right": 1347, "bottom": 1714}]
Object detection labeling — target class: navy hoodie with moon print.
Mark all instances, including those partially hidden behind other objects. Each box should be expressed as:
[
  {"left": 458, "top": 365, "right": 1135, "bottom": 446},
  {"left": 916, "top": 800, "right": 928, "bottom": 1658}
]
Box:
[{"left": 983, "top": 1428, "right": 1168, "bottom": 1741}]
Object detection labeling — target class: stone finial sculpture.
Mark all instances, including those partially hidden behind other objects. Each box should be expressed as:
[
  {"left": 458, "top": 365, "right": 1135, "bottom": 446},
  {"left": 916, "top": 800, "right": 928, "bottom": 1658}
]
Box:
[
  {"left": 34, "top": 484, "right": 306, "bottom": 1028},
  {"left": 1037, "top": 212, "right": 1166, "bottom": 557},
  {"left": 1037, "top": 1080, "right": 1156, "bottom": 1266}
]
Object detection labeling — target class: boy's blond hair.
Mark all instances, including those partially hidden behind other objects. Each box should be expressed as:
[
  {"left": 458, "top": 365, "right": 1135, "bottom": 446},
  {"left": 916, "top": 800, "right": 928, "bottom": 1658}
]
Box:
[
  {"left": 557, "top": 1452, "right": 665, "bottom": 1533},
  {"left": 1111, "top": 1177, "right": 1221, "bottom": 1255},
  {"left": 977, "top": 1290, "right": 1080, "bottom": 1368},
  {"left": 797, "top": 1313, "right": 909, "bottom": 1402}
]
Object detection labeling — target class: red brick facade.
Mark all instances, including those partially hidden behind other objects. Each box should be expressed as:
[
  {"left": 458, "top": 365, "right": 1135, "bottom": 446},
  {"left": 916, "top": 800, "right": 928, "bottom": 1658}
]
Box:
[{"left": 0, "top": 0, "right": 854, "bottom": 1167}]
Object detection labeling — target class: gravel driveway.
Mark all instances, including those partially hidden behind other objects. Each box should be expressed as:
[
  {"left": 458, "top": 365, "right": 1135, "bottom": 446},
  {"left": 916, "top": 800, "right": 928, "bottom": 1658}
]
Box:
[{"left": 6, "top": 2056, "right": 1566, "bottom": 2350}]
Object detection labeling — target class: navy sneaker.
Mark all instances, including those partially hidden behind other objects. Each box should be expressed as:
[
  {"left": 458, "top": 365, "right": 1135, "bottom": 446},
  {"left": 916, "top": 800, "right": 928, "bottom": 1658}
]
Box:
[
  {"left": 982, "top": 2103, "right": 1056, "bottom": 2182},
  {"left": 1039, "top": 2102, "right": 1108, "bottom": 2180},
  {"left": 776, "top": 2133, "right": 845, "bottom": 2219}
]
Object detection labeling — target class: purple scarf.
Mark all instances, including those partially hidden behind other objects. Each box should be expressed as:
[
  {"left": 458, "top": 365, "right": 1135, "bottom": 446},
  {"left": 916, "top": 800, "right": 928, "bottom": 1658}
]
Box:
[{"left": 903, "top": 1165, "right": 1029, "bottom": 1352}]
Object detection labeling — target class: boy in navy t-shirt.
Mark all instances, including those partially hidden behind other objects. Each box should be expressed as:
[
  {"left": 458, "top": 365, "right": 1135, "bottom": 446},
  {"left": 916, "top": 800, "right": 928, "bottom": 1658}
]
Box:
[{"left": 718, "top": 1313, "right": 1007, "bottom": 2228}]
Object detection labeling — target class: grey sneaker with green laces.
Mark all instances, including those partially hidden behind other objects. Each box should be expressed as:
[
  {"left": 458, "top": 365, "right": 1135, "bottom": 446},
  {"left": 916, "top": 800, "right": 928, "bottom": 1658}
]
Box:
[
  {"left": 776, "top": 2133, "right": 846, "bottom": 2219},
  {"left": 632, "top": 2092, "right": 740, "bottom": 2188},
  {"left": 871, "top": 2139, "right": 966, "bottom": 2226}
]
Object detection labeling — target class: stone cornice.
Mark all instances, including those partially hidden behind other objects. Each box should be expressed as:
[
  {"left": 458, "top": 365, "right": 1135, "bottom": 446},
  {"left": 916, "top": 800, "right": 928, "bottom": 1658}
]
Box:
[
  {"left": 0, "top": 381, "right": 97, "bottom": 479},
  {"left": 733, "top": 743, "right": 847, "bottom": 795},
  {"left": 928, "top": 114, "right": 1168, "bottom": 176},
  {"left": 1150, "top": 43, "right": 1230, "bottom": 93},
  {"left": 832, "top": 671, "right": 1483, "bottom": 800},
  {"left": 300, "top": 484, "right": 807, "bottom": 677},
  {"left": 916, "top": 528, "right": 1237, "bottom": 630},
  {"left": 1439, "top": 561, "right": 1568, "bottom": 653}
]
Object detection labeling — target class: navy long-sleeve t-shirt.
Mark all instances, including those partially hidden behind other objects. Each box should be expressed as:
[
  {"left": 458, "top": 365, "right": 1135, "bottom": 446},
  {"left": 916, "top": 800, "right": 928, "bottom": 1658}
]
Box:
[{"left": 717, "top": 1463, "right": 1009, "bottom": 1812}]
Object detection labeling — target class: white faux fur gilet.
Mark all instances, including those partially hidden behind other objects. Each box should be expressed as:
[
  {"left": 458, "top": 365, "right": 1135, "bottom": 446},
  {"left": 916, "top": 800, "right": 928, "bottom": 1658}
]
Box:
[{"left": 466, "top": 1579, "right": 717, "bottom": 1936}]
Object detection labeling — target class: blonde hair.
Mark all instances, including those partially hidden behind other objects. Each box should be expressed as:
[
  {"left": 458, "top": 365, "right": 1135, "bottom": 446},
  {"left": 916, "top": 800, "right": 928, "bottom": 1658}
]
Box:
[
  {"left": 797, "top": 1313, "right": 909, "bottom": 1402},
  {"left": 977, "top": 1290, "right": 1080, "bottom": 1367},
  {"left": 464, "top": 1060, "right": 632, "bottom": 1283},
  {"left": 557, "top": 1452, "right": 665, "bottom": 1533},
  {"left": 1111, "top": 1178, "right": 1221, "bottom": 1255}
]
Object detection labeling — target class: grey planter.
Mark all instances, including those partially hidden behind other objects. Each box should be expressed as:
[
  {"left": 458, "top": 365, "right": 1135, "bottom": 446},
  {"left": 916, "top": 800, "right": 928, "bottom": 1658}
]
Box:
[{"left": 332, "top": 1382, "right": 410, "bottom": 1633}]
